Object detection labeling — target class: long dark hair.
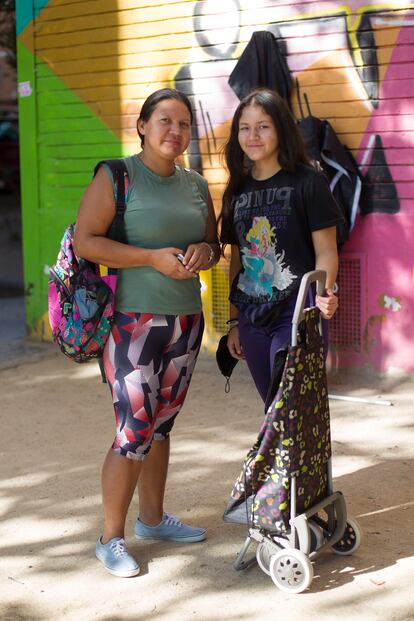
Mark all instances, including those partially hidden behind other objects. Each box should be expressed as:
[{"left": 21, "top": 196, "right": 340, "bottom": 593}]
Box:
[
  {"left": 220, "top": 88, "right": 309, "bottom": 245},
  {"left": 137, "top": 88, "right": 193, "bottom": 147}
]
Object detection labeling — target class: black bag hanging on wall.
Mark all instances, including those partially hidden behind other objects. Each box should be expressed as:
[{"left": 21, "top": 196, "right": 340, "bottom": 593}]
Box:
[{"left": 296, "top": 84, "right": 362, "bottom": 245}]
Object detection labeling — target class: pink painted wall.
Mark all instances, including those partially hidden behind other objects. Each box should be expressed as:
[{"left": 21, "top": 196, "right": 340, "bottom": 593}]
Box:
[{"left": 342, "top": 23, "right": 414, "bottom": 373}]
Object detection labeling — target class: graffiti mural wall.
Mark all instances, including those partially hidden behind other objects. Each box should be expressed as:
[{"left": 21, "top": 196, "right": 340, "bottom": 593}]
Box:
[{"left": 16, "top": 0, "right": 414, "bottom": 373}]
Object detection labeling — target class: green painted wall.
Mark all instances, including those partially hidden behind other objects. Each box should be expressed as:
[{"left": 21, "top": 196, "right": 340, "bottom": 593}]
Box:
[{"left": 16, "top": 2, "right": 124, "bottom": 337}]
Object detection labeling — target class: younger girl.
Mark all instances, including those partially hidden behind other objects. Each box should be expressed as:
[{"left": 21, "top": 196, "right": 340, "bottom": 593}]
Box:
[{"left": 220, "top": 88, "right": 342, "bottom": 402}]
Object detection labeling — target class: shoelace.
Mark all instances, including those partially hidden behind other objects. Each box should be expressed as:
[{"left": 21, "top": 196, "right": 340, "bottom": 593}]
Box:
[
  {"left": 109, "top": 538, "right": 128, "bottom": 557},
  {"left": 162, "top": 512, "right": 182, "bottom": 528}
]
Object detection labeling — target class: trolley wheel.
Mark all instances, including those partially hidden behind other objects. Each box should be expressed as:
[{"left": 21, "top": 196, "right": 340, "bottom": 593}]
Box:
[
  {"left": 269, "top": 548, "right": 314, "bottom": 594},
  {"left": 256, "top": 541, "right": 274, "bottom": 576},
  {"left": 332, "top": 518, "right": 362, "bottom": 556},
  {"left": 309, "top": 521, "right": 324, "bottom": 552}
]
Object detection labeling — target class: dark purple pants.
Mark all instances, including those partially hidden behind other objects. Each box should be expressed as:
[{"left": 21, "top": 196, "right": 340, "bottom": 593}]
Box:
[{"left": 238, "top": 294, "right": 328, "bottom": 402}]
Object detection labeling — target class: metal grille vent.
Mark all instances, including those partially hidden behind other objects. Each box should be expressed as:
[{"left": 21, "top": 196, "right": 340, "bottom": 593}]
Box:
[
  {"left": 330, "top": 255, "right": 363, "bottom": 351},
  {"left": 209, "top": 255, "right": 363, "bottom": 351},
  {"left": 211, "top": 260, "right": 230, "bottom": 334}
]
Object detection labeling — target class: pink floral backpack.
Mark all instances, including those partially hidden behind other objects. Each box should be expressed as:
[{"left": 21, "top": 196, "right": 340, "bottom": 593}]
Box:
[{"left": 48, "top": 160, "right": 128, "bottom": 368}]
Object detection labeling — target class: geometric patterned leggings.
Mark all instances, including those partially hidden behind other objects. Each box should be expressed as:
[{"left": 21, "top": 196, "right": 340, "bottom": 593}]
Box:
[{"left": 103, "top": 311, "right": 204, "bottom": 460}]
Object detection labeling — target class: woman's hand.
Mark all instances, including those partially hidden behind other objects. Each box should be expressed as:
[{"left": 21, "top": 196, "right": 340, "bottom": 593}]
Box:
[
  {"left": 227, "top": 326, "right": 245, "bottom": 360},
  {"left": 182, "top": 242, "right": 214, "bottom": 273},
  {"left": 152, "top": 248, "right": 197, "bottom": 280},
  {"left": 316, "top": 288, "right": 338, "bottom": 320}
]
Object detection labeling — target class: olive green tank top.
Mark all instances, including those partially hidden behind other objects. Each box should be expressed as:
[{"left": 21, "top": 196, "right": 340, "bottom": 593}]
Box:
[{"left": 104, "top": 155, "right": 208, "bottom": 314}]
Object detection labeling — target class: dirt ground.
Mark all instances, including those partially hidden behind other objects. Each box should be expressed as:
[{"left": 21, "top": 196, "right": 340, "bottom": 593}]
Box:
[{"left": 0, "top": 341, "right": 413, "bottom": 621}]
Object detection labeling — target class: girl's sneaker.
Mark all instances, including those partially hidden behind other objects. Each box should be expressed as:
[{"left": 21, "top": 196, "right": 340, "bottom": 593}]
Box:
[
  {"left": 134, "top": 512, "right": 206, "bottom": 543},
  {"left": 95, "top": 536, "right": 140, "bottom": 577}
]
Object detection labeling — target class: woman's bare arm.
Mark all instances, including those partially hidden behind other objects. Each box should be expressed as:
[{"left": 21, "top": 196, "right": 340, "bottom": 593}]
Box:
[
  {"left": 182, "top": 191, "right": 220, "bottom": 272},
  {"left": 227, "top": 245, "right": 245, "bottom": 359},
  {"left": 312, "top": 226, "right": 339, "bottom": 319},
  {"left": 228, "top": 244, "right": 242, "bottom": 320}
]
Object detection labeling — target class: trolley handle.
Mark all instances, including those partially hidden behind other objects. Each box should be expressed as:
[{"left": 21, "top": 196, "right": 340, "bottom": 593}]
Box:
[{"left": 291, "top": 270, "right": 326, "bottom": 345}]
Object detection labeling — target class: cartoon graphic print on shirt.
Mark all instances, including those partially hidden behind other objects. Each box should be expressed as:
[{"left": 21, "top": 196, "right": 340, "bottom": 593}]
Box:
[
  {"left": 232, "top": 181, "right": 299, "bottom": 306},
  {"left": 238, "top": 216, "right": 297, "bottom": 299},
  {"left": 230, "top": 167, "right": 344, "bottom": 316}
]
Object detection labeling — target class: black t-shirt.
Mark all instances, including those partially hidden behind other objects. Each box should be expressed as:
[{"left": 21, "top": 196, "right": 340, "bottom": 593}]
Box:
[{"left": 230, "top": 165, "right": 343, "bottom": 321}]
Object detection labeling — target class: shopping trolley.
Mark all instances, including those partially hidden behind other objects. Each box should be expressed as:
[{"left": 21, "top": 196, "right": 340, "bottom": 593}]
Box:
[{"left": 224, "top": 270, "right": 361, "bottom": 594}]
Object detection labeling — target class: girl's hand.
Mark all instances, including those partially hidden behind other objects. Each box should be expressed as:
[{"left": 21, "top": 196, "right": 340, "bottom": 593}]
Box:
[
  {"left": 152, "top": 248, "right": 197, "bottom": 280},
  {"left": 316, "top": 288, "right": 338, "bottom": 320},
  {"left": 182, "top": 242, "right": 213, "bottom": 273},
  {"left": 227, "top": 326, "right": 245, "bottom": 360}
]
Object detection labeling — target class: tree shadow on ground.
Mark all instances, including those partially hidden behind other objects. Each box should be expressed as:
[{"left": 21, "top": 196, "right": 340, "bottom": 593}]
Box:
[{"left": 1, "top": 351, "right": 413, "bottom": 619}]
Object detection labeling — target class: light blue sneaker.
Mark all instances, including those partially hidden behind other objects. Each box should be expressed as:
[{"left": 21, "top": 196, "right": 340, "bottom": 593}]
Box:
[
  {"left": 95, "top": 537, "right": 140, "bottom": 577},
  {"left": 134, "top": 512, "right": 206, "bottom": 543}
]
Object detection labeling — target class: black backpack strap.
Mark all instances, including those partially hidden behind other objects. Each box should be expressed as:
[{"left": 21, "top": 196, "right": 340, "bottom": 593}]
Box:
[
  {"left": 93, "top": 159, "right": 129, "bottom": 383},
  {"left": 94, "top": 159, "right": 129, "bottom": 244}
]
